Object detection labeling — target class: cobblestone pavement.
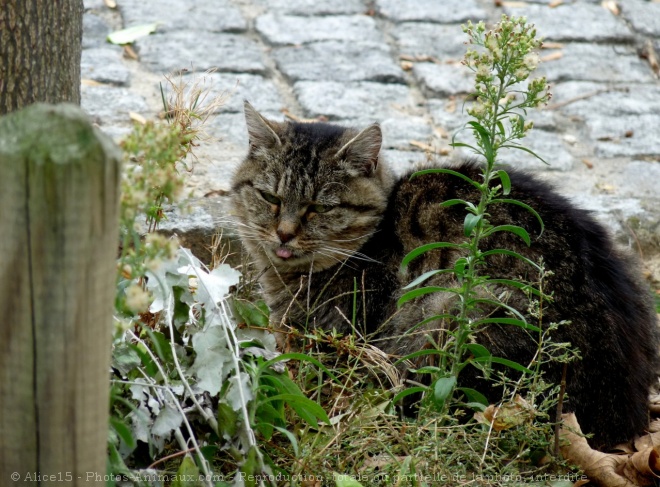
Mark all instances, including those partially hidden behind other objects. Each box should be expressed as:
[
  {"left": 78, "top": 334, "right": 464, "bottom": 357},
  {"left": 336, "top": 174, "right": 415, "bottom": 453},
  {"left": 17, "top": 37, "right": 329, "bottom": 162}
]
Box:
[{"left": 81, "top": 0, "right": 660, "bottom": 273}]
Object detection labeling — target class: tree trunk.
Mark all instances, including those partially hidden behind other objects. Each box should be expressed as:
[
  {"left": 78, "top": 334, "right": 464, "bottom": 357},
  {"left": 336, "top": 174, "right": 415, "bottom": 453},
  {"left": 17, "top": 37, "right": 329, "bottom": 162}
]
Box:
[{"left": 0, "top": 0, "right": 84, "bottom": 115}]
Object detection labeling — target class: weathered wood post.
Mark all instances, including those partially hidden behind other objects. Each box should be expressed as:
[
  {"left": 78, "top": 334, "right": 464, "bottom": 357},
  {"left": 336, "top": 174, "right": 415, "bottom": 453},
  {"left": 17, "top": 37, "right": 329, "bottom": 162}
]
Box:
[{"left": 0, "top": 104, "right": 121, "bottom": 485}]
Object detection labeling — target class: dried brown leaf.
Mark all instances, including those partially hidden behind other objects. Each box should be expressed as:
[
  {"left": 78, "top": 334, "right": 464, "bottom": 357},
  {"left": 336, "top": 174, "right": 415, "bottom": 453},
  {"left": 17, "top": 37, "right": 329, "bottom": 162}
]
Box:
[
  {"left": 561, "top": 413, "right": 660, "bottom": 487},
  {"left": 549, "top": 0, "right": 564, "bottom": 7},
  {"left": 81, "top": 79, "right": 103, "bottom": 87},
  {"left": 649, "top": 419, "right": 660, "bottom": 433},
  {"left": 123, "top": 44, "right": 139, "bottom": 60},
  {"left": 541, "top": 52, "right": 564, "bottom": 63},
  {"left": 542, "top": 42, "right": 565, "bottom": 49},
  {"left": 601, "top": 1, "right": 621, "bottom": 16}
]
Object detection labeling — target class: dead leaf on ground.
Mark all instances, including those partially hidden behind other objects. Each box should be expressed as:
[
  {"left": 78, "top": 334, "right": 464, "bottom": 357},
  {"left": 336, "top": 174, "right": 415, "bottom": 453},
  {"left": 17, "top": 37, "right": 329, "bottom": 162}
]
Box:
[
  {"left": 602, "top": 1, "right": 621, "bottom": 16},
  {"left": 475, "top": 395, "right": 535, "bottom": 431},
  {"left": 541, "top": 52, "right": 564, "bottom": 63},
  {"left": 549, "top": 0, "right": 564, "bottom": 7},
  {"left": 542, "top": 42, "right": 565, "bottom": 50},
  {"left": 561, "top": 413, "right": 660, "bottom": 486}
]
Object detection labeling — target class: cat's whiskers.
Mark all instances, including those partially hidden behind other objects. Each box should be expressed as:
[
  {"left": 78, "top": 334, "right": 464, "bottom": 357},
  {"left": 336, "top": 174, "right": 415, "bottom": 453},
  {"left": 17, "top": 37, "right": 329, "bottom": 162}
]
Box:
[
  {"left": 328, "top": 231, "right": 377, "bottom": 243},
  {"left": 318, "top": 245, "right": 381, "bottom": 264}
]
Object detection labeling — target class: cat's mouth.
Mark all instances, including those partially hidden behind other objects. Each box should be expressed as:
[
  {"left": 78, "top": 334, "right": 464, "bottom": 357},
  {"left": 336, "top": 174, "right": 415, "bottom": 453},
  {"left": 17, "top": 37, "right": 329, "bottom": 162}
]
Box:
[{"left": 275, "top": 246, "right": 293, "bottom": 260}]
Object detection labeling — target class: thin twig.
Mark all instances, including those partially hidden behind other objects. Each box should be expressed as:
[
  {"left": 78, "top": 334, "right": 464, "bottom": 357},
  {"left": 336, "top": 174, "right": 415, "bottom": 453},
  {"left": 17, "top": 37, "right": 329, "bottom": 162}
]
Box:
[{"left": 554, "top": 361, "right": 569, "bottom": 457}]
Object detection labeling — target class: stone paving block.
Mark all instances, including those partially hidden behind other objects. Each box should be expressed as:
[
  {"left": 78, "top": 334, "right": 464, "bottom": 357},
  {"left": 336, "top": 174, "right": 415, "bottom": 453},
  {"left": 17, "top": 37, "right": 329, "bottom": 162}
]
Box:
[
  {"left": 382, "top": 150, "right": 433, "bottom": 176},
  {"left": 81, "top": 85, "right": 150, "bottom": 125},
  {"left": 191, "top": 73, "right": 284, "bottom": 116},
  {"left": 137, "top": 32, "right": 266, "bottom": 75},
  {"left": 620, "top": 161, "right": 660, "bottom": 198},
  {"left": 500, "top": 130, "right": 574, "bottom": 172},
  {"left": 294, "top": 81, "right": 413, "bottom": 121},
  {"left": 537, "top": 44, "right": 654, "bottom": 83},
  {"left": 119, "top": 0, "right": 246, "bottom": 33},
  {"left": 551, "top": 83, "right": 660, "bottom": 158},
  {"left": 273, "top": 41, "right": 404, "bottom": 83},
  {"left": 380, "top": 116, "right": 434, "bottom": 150},
  {"left": 504, "top": 3, "right": 633, "bottom": 43},
  {"left": 83, "top": 13, "right": 111, "bottom": 48},
  {"left": 391, "top": 23, "right": 469, "bottom": 61},
  {"left": 413, "top": 62, "right": 473, "bottom": 97},
  {"left": 587, "top": 115, "right": 660, "bottom": 159},
  {"left": 553, "top": 82, "right": 660, "bottom": 117},
  {"left": 81, "top": 47, "right": 131, "bottom": 86},
  {"left": 621, "top": 0, "right": 660, "bottom": 37},
  {"left": 83, "top": 0, "right": 108, "bottom": 10},
  {"left": 250, "top": 0, "right": 366, "bottom": 15},
  {"left": 255, "top": 14, "right": 383, "bottom": 46},
  {"left": 375, "top": 0, "right": 486, "bottom": 24}
]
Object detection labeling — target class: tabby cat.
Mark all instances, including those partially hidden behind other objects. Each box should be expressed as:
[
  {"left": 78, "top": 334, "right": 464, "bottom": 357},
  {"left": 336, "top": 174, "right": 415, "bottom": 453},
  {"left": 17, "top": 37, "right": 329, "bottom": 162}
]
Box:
[{"left": 230, "top": 101, "right": 659, "bottom": 450}]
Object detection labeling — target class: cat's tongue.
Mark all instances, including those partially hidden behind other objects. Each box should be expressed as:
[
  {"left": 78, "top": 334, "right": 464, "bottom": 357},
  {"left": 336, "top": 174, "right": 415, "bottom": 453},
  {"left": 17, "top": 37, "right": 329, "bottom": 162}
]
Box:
[{"left": 276, "top": 247, "right": 293, "bottom": 259}]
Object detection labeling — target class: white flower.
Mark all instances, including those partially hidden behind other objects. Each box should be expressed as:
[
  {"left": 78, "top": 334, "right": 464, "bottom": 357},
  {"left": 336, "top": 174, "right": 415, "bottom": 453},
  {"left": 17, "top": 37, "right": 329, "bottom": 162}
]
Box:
[
  {"left": 523, "top": 53, "right": 539, "bottom": 70},
  {"left": 125, "top": 283, "right": 151, "bottom": 313}
]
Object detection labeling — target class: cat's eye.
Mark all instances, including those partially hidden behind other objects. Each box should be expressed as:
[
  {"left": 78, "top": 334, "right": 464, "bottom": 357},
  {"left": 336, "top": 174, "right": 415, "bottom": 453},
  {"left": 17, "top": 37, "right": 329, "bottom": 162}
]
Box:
[
  {"left": 260, "top": 190, "right": 281, "bottom": 205},
  {"left": 309, "top": 204, "right": 333, "bottom": 214}
]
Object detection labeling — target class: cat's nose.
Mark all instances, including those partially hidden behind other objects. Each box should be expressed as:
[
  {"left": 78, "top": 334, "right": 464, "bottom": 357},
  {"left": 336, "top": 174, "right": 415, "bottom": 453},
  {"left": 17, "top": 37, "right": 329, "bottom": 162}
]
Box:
[{"left": 277, "top": 229, "right": 296, "bottom": 244}]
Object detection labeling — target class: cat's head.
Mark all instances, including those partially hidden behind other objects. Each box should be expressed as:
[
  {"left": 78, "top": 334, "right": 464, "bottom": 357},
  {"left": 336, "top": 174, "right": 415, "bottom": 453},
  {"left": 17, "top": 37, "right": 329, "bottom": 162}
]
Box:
[{"left": 231, "top": 101, "right": 393, "bottom": 273}]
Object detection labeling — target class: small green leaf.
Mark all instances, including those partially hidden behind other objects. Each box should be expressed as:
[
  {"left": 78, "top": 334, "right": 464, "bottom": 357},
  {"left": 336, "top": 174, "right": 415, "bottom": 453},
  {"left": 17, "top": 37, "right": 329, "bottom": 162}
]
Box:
[
  {"left": 391, "top": 386, "right": 427, "bottom": 405},
  {"left": 464, "top": 213, "right": 482, "bottom": 237},
  {"left": 107, "top": 23, "right": 158, "bottom": 45},
  {"left": 454, "top": 257, "right": 468, "bottom": 278},
  {"left": 468, "top": 121, "right": 494, "bottom": 161},
  {"left": 261, "top": 352, "right": 340, "bottom": 384},
  {"left": 483, "top": 224, "right": 531, "bottom": 246},
  {"left": 492, "top": 198, "right": 544, "bottom": 235},
  {"left": 334, "top": 472, "right": 365, "bottom": 487},
  {"left": 401, "top": 241, "right": 468, "bottom": 269},
  {"left": 501, "top": 143, "right": 549, "bottom": 165},
  {"left": 217, "top": 402, "right": 238, "bottom": 438},
  {"left": 433, "top": 376, "right": 457, "bottom": 407},
  {"left": 172, "top": 455, "right": 199, "bottom": 487},
  {"left": 481, "top": 248, "right": 541, "bottom": 270},
  {"left": 471, "top": 316, "right": 540, "bottom": 333},
  {"left": 496, "top": 170, "right": 511, "bottom": 195},
  {"left": 488, "top": 356, "right": 533, "bottom": 374},
  {"left": 130, "top": 343, "right": 158, "bottom": 377},
  {"left": 402, "top": 269, "right": 453, "bottom": 290},
  {"left": 274, "top": 426, "right": 300, "bottom": 457},
  {"left": 465, "top": 343, "right": 491, "bottom": 359},
  {"left": 457, "top": 387, "right": 489, "bottom": 406},
  {"left": 234, "top": 299, "right": 270, "bottom": 327},
  {"left": 240, "top": 446, "right": 260, "bottom": 487},
  {"left": 409, "top": 168, "right": 483, "bottom": 190},
  {"left": 109, "top": 417, "right": 136, "bottom": 449},
  {"left": 487, "top": 278, "right": 542, "bottom": 298},
  {"left": 263, "top": 394, "right": 330, "bottom": 428},
  {"left": 439, "top": 198, "right": 469, "bottom": 208},
  {"left": 397, "top": 286, "right": 458, "bottom": 307}
]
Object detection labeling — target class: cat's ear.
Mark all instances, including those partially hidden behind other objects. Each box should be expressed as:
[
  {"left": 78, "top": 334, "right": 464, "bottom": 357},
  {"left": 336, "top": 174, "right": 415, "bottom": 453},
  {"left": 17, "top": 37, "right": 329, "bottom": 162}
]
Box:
[
  {"left": 244, "top": 100, "right": 281, "bottom": 150},
  {"left": 336, "top": 124, "right": 382, "bottom": 176}
]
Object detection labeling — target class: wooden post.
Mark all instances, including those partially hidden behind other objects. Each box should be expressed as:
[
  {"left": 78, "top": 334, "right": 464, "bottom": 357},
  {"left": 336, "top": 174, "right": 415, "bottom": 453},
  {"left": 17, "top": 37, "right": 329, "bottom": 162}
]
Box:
[{"left": 0, "top": 104, "right": 121, "bottom": 485}]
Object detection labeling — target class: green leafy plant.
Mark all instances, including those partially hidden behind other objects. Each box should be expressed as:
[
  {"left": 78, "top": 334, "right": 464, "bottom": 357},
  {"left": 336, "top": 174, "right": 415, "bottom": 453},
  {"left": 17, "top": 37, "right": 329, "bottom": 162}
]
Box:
[
  {"left": 109, "top": 73, "right": 335, "bottom": 487},
  {"left": 397, "top": 15, "right": 552, "bottom": 414}
]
